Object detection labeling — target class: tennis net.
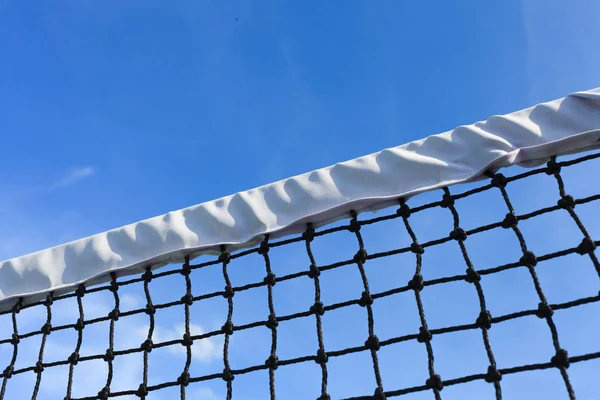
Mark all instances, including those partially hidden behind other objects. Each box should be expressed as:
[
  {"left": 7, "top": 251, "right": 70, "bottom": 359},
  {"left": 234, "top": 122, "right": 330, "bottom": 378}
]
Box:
[
  {"left": 0, "top": 149, "right": 599, "bottom": 400},
  {"left": 1, "top": 88, "right": 600, "bottom": 400}
]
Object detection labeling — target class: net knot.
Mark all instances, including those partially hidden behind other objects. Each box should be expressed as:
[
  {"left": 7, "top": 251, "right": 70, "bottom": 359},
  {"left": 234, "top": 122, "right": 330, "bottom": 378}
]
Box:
[
  {"left": 558, "top": 195, "right": 575, "bottom": 209},
  {"left": 359, "top": 291, "right": 373, "bottom": 307},
  {"left": 76, "top": 284, "right": 86, "bottom": 298},
  {"left": 354, "top": 249, "right": 368, "bottom": 264},
  {"left": 145, "top": 303, "right": 156, "bottom": 315},
  {"left": 182, "top": 333, "right": 193, "bottom": 347},
  {"left": 180, "top": 262, "right": 192, "bottom": 276},
  {"left": 44, "top": 294, "right": 54, "bottom": 307},
  {"left": 302, "top": 225, "right": 315, "bottom": 242},
  {"left": 476, "top": 310, "right": 492, "bottom": 329},
  {"left": 308, "top": 263, "right": 321, "bottom": 279},
  {"left": 485, "top": 365, "right": 502, "bottom": 383},
  {"left": 222, "top": 368, "right": 235, "bottom": 382},
  {"left": 12, "top": 300, "right": 22, "bottom": 314},
  {"left": 103, "top": 349, "right": 114, "bottom": 362},
  {"left": 576, "top": 237, "right": 596, "bottom": 255},
  {"left": 258, "top": 240, "right": 270, "bottom": 255},
  {"left": 266, "top": 314, "right": 279, "bottom": 329},
  {"left": 440, "top": 193, "right": 454, "bottom": 208},
  {"left": 536, "top": 302, "right": 554, "bottom": 319},
  {"left": 219, "top": 251, "right": 231, "bottom": 265},
  {"left": 136, "top": 383, "right": 148, "bottom": 397},
  {"left": 348, "top": 218, "right": 361, "bottom": 233},
  {"left": 263, "top": 272, "right": 277, "bottom": 286},
  {"left": 310, "top": 301, "right": 325, "bottom": 316},
  {"left": 426, "top": 374, "right": 443, "bottom": 391},
  {"left": 109, "top": 279, "right": 119, "bottom": 292},
  {"left": 74, "top": 318, "right": 85, "bottom": 331},
  {"left": 501, "top": 213, "right": 518, "bottom": 229},
  {"left": 181, "top": 293, "right": 194, "bottom": 306},
  {"left": 551, "top": 349, "right": 570, "bottom": 369},
  {"left": 98, "top": 387, "right": 110, "bottom": 400},
  {"left": 449, "top": 228, "right": 467, "bottom": 241},
  {"left": 417, "top": 326, "right": 432, "bottom": 343},
  {"left": 141, "top": 339, "right": 153, "bottom": 352},
  {"left": 490, "top": 173, "right": 507, "bottom": 188},
  {"left": 222, "top": 321, "right": 234, "bottom": 335},
  {"left": 41, "top": 322, "right": 52, "bottom": 335},
  {"left": 68, "top": 351, "right": 79, "bottom": 365},
  {"left": 33, "top": 361, "right": 44, "bottom": 374},
  {"left": 374, "top": 387, "right": 386, "bottom": 400},
  {"left": 223, "top": 285, "right": 235, "bottom": 299},
  {"left": 178, "top": 371, "right": 190, "bottom": 387},
  {"left": 142, "top": 269, "right": 153, "bottom": 283},
  {"left": 396, "top": 203, "right": 411, "bottom": 218},
  {"left": 410, "top": 242, "right": 424, "bottom": 255},
  {"left": 10, "top": 333, "right": 19, "bottom": 345},
  {"left": 364, "top": 334, "right": 380, "bottom": 351},
  {"left": 109, "top": 308, "right": 120, "bottom": 321},
  {"left": 408, "top": 274, "right": 424, "bottom": 292},
  {"left": 464, "top": 268, "right": 480, "bottom": 284},
  {"left": 315, "top": 349, "right": 328, "bottom": 365},
  {"left": 545, "top": 159, "right": 561, "bottom": 175},
  {"left": 265, "top": 354, "right": 279, "bottom": 370},
  {"left": 520, "top": 251, "right": 537, "bottom": 267},
  {"left": 3, "top": 366, "right": 13, "bottom": 379}
]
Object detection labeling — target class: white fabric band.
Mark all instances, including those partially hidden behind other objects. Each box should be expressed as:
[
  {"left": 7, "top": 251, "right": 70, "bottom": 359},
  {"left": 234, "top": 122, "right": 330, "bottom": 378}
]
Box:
[{"left": 1, "top": 88, "right": 599, "bottom": 309}]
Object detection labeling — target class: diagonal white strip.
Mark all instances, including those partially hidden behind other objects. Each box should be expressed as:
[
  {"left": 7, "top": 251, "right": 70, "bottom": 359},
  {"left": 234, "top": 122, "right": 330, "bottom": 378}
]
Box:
[{"left": 1, "top": 88, "right": 599, "bottom": 309}]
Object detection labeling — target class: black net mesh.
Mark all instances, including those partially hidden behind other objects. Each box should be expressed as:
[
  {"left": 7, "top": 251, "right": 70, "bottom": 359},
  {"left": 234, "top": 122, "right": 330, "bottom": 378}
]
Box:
[{"left": 0, "top": 151, "right": 599, "bottom": 400}]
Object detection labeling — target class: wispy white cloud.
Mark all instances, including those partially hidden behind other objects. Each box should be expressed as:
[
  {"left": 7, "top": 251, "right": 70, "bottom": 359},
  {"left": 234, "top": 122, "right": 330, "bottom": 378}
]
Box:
[
  {"left": 194, "top": 387, "right": 219, "bottom": 400},
  {"left": 50, "top": 166, "right": 95, "bottom": 189},
  {"left": 120, "top": 293, "right": 143, "bottom": 310},
  {"left": 16, "top": 312, "right": 144, "bottom": 400},
  {"left": 0, "top": 294, "right": 219, "bottom": 398},
  {"left": 1, "top": 166, "right": 97, "bottom": 206},
  {"left": 0, "top": 166, "right": 96, "bottom": 260},
  {"left": 136, "top": 323, "right": 221, "bottom": 363}
]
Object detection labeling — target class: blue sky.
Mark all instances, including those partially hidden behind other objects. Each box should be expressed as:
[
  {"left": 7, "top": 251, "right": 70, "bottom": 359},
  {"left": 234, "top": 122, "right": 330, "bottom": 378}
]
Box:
[{"left": 1, "top": 1, "right": 600, "bottom": 400}]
